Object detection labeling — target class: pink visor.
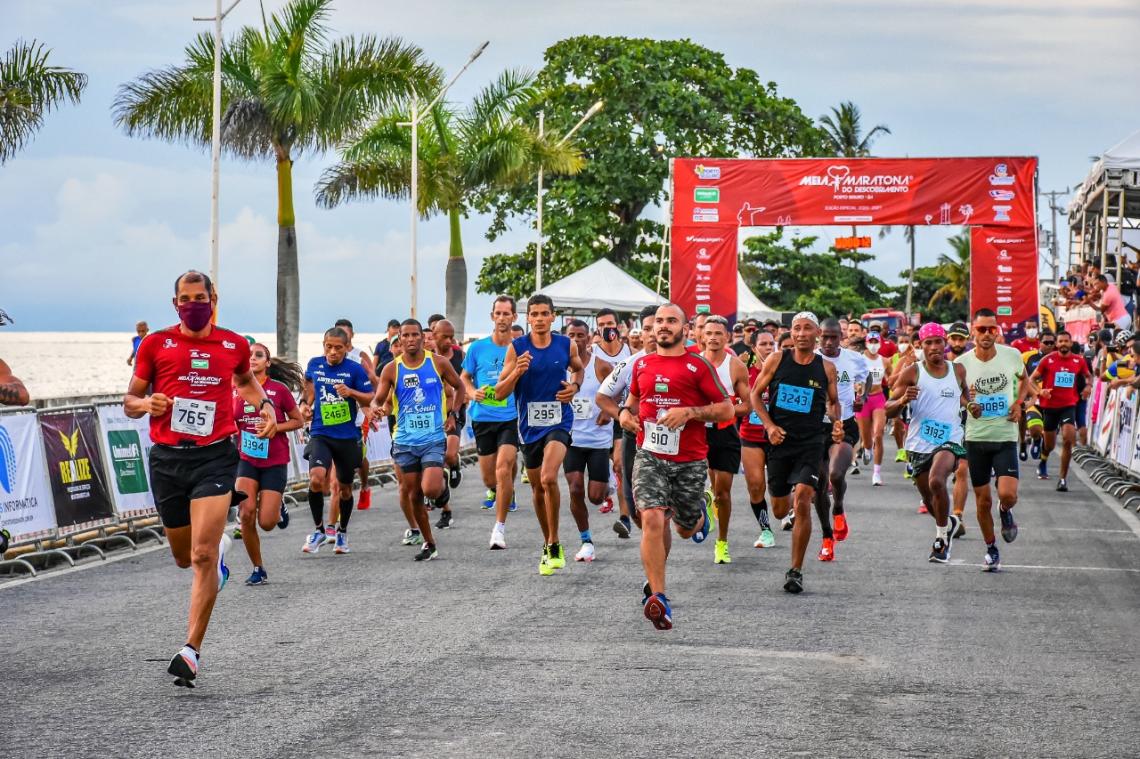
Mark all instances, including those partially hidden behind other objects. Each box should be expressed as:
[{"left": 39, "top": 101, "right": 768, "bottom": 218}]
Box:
[{"left": 918, "top": 322, "right": 946, "bottom": 341}]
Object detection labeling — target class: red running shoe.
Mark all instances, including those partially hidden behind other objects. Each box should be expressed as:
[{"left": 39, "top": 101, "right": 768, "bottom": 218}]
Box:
[
  {"left": 833, "top": 513, "right": 849, "bottom": 542},
  {"left": 818, "top": 537, "right": 836, "bottom": 561},
  {"left": 917, "top": 502, "right": 929, "bottom": 514},
  {"left": 358, "top": 489, "right": 372, "bottom": 511}
]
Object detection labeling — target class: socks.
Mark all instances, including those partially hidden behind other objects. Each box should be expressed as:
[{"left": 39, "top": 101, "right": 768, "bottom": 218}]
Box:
[
  {"left": 873, "top": 464, "right": 881, "bottom": 475},
  {"left": 435, "top": 483, "right": 451, "bottom": 508},
  {"left": 751, "top": 500, "right": 770, "bottom": 529},
  {"left": 580, "top": 530, "right": 592, "bottom": 544},
  {"left": 814, "top": 496, "right": 833, "bottom": 539},
  {"left": 338, "top": 494, "right": 354, "bottom": 532},
  {"left": 308, "top": 489, "right": 324, "bottom": 528},
  {"left": 936, "top": 524, "right": 948, "bottom": 540},
  {"left": 495, "top": 521, "right": 505, "bottom": 530}
]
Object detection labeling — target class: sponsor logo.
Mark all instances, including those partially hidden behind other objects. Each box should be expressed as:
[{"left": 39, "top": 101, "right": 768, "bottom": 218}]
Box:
[
  {"left": 696, "top": 263, "right": 712, "bottom": 272},
  {"left": 997, "top": 306, "right": 1013, "bottom": 316},
  {"left": 997, "top": 265, "right": 1013, "bottom": 273},
  {"left": 997, "top": 296, "right": 1012, "bottom": 303},
  {"left": 940, "top": 388, "right": 957, "bottom": 398},
  {"left": 990, "top": 189, "right": 1016, "bottom": 201},
  {"left": 177, "top": 371, "right": 224, "bottom": 388},
  {"left": 695, "top": 285, "right": 711, "bottom": 292},
  {"left": 686, "top": 364, "right": 697, "bottom": 373},
  {"left": 696, "top": 294, "right": 711, "bottom": 301},
  {"left": 696, "top": 248, "right": 711, "bottom": 260},
  {"left": 655, "top": 383, "right": 669, "bottom": 393},
  {"left": 695, "top": 304, "right": 711, "bottom": 314},
  {"left": 402, "top": 374, "right": 420, "bottom": 388},
  {"left": 0, "top": 424, "right": 15, "bottom": 494},
  {"left": 798, "top": 164, "right": 913, "bottom": 193},
  {"left": 244, "top": 404, "right": 256, "bottom": 413},
  {"left": 685, "top": 234, "right": 725, "bottom": 244},
  {"left": 108, "top": 429, "right": 148, "bottom": 495},
  {"left": 412, "top": 387, "right": 426, "bottom": 404},
  {"left": 989, "top": 163, "right": 1016, "bottom": 186},
  {"left": 694, "top": 187, "right": 720, "bottom": 203},
  {"left": 992, "top": 206, "right": 1012, "bottom": 222},
  {"left": 57, "top": 427, "right": 93, "bottom": 486},
  {"left": 190, "top": 350, "right": 211, "bottom": 358},
  {"left": 162, "top": 338, "right": 179, "bottom": 349},
  {"left": 222, "top": 340, "right": 236, "bottom": 349},
  {"left": 191, "top": 359, "right": 209, "bottom": 369},
  {"left": 997, "top": 249, "right": 1011, "bottom": 261},
  {"left": 692, "top": 208, "right": 719, "bottom": 223},
  {"left": 694, "top": 164, "right": 721, "bottom": 180}
]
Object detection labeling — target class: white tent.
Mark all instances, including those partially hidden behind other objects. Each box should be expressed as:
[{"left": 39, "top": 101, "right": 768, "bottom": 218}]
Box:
[
  {"left": 521, "top": 258, "right": 664, "bottom": 313},
  {"left": 1068, "top": 129, "right": 1140, "bottom": 214},
  {"left": 736, "top": 273, "right": 782, "bottom": 321}
]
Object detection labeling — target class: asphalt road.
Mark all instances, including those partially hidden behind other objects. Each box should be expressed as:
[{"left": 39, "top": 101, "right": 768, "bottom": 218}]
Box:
[{"left": 4, "top": 447, "right": 1139, "bottom": 758}]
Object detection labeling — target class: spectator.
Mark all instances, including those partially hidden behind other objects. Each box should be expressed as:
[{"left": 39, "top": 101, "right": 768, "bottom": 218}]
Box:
[
  {"left": 511, "top": 324, "right": 524, "bottom": 340},
  {"left": 1091, "top": 274, "right": 1132, "bottom": 330},
  {"left": 870, "top": 321, "right": 898, "bottom": 359},
  {"left": 1011, "top": 318, "right": 1040, "bottom": 353},
  {"left": 374, "top": 319, "right": 401, "bottom": 370},
  {"left": 127, "top": 320, "right": 149, "bottom": 366}
]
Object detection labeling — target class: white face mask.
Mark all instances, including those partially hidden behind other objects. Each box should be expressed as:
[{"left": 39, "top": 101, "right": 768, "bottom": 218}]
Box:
[
  {"left": 868, "top": 343, "right": 881, "bottom": 355},
  {"left": 900, "top": 343, "right": 912, "bottom": 352},
  {"left": 1026, "top": 328, "right": 1038, "bottom": 339}
]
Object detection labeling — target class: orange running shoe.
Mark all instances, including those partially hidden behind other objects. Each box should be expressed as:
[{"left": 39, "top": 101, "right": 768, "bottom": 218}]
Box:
[
  {"left": 917, "top": 502, "right": 928, "bottom": 514},
  {"left": 818, "top": 537, "right": 835, "bottom": 562},
  {"left": 833, "top": 513, "right": 849, "bottom": 542},
  {"left": 358, "top": 488, "right": 372, "bottom": 511}
]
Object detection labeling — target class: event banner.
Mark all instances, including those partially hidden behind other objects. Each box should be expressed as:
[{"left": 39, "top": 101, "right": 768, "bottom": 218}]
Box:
[
  {"left": 39, "top": 408, "right": 115, "bottom": 530},
  {"left": 1116, "top": 390, "right": 1136, "bottom": 468},
  {"left": 95, "top": 404, "right": 155, "bottom": 517},
  {"left": 969, "top": 227, "right": 1039, "bottom": 332},
  {"left": 672, "top": 156, "right": 1037, "bottom": 229},
  {"left": 670, "top": 226, "right": 738, "bottom": 318},
  {"left": 0, "top": 411, "right": 57, "bottom": 540}
]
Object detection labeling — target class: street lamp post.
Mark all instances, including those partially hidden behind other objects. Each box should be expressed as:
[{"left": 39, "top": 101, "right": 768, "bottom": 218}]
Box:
[
  {"left": 402, "top": 41, "right": 488, "bottom": 319},
  {"left": 535, "top": 100, "right": 604, "bottom": 292}
]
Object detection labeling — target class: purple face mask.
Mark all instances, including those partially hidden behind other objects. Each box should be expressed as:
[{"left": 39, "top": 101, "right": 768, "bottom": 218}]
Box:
[{"left": 178, "top": 301, "right": 214, "bottom": 331}]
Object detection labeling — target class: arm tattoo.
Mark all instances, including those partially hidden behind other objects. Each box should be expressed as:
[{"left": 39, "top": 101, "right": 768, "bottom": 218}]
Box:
[
  {"left": 0, "top": 382, "right": 26, "bottom": 404},
  {"left": 689, "top": 404, "right": 724, "bottom": 423}
]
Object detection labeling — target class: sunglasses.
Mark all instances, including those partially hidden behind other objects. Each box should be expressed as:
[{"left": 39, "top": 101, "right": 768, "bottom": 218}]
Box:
[
  {"left": 975, "top": 326, "right": 1000, "bottom": 334},
  {"left": 1041, "top": 341, "right": 1056, "bottom": 346}
]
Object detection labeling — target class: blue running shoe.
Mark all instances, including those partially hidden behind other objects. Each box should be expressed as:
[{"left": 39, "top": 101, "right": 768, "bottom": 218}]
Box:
[
  {"left": 983, "top": 544, "right": 1001, "bottom": 572},
  {"left": 277, "top": 500, "right": 290, "bottom": 530},
  {"left": 999, "top": 507, "right": 1018, "bottom": 543},
  {"left": 217, "top": 534, "right": 231, "bottom": 591},
  {"left": 508, "top": 499, "right": 518, "bottom": 513},
  {"left": 643, "top": 592, "right": 673, "bottom": 630},
  {"left": 334, "top": 531, "right": 351, "bottom": 554},
  {"left": 245, "top": 566, "right": 268, "bottom": 585},
  {"left": 1036, "top": 460, "right": 1049, "bottom": 480},
  {"left": 482, "top": 489, "right": 496, "bottom": 509},
  {"left": 1030, "top": 438, "right": 1042, "bottom": 460},
  {"left": 691, "top": 491, "right": 715, "bottom": 544},
  {"left": 303, "top": 528, "right": 324, "bottom": 554}
]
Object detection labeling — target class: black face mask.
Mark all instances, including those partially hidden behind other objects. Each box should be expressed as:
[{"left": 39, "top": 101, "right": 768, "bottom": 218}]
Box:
[{"left": 601, "top": 327, "right": 620, "bottom": 343}]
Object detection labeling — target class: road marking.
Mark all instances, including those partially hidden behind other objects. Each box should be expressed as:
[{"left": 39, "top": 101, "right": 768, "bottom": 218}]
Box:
[
  {"left": 0, "top": 541, "right": 167, "bottom": 591},
  {"left": 662, "top": 645, "right": 878, "bottom": 666},
  {"left": 1033, "top": 527, "right": 1135, "bottom": 534},
  {"left": 948, "top": 560, "right": 1140, "bottom": 573},
  {"left": 1072, "top": 462, "right": 1140, "bottom": 541}
]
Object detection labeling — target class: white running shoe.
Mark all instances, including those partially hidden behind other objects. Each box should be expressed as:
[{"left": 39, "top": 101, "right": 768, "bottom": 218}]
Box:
[
  {"left": 489, "top": 524, "right": 507, "bottom": 550},
  {"left": 575, "top": 542, "right": 596, "bottom": 562},
  {"left": 872, "top": 471, "right": 883, "bottom": 486},
  {"left": 302, "top": 528, "right": 323, "bottom": 553},
  {"left": 217, "top": 533, "right": 232, "bottom": 591}
]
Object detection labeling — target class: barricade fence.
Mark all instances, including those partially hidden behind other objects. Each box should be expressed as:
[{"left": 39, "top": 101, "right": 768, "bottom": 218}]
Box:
[{"left": 1085, "top": 378, "right": 1140, "bottom": 470}]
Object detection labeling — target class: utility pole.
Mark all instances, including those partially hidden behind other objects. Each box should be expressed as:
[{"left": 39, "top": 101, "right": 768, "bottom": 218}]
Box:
[{"left": 1040, "top": 187, "right": 1069, "bottom": 281}]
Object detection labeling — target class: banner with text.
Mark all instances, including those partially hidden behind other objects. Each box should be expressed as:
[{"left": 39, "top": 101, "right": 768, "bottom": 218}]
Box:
[
  {"left": 670, "top": 226, "right": 738, "bottom": 318},
  {"left": 95, "top": 404, "right": 156, "bottom": 517},
  {"left": 0, "top": 411, "right": 57, "bottom": 541},
  {"left": 40, "top": 408, "right": 115, "bottom": 531},
  {"left": 969, "top": 227, "right": 1039, "bottom": 332},
  {"left": 672, "top": 156, "right": 1037, "bottom": 229}
]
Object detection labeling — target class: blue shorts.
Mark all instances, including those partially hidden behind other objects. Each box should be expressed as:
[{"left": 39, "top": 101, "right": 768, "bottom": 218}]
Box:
[{"left": 392, "top": 439, "right": 446, "bottom": 474}]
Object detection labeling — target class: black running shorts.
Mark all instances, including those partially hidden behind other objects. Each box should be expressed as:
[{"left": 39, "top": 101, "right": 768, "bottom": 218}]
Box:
[
  {"left": 705, "top": 423, "right": 742, "bottom": 473},
  {"left": 522, "top": 428, "right": 571, "bottom": 470},
  {"left": 473, "top": 420, "right": 520, "bottom": 456},
  {"left": 1041, "top": 405, "right": 1077, "bottom": 433},
  {"left": 765, "top": 439, "right": 825, "bottom": 498},
  {"left": 235, "top": 460, "right": 289, "bottom": 493},
  {"left": 309, "top": 435, "right": 362, "bottom": 485},
  {"left": 564, "top": 445, "right": 611, "bottom": 482},
  {"left": 149, "top": 440, "right": 239, "bottom": 529},
  {"left": 965, "top": 441, "right": 1020, "bottom": 488}
]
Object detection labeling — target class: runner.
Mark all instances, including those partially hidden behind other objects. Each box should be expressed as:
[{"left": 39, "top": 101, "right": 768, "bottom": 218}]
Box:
[
  {"left": 955, "top": 308, "right": 1030, "bottom": 572},
  {"left": 749, "top": 312, "right": 842, "bottom": 594},
  {"left": 331, "top": 318, "right": 377, "bottom": 520},
  {"left": 591, "top": 308, "right": 632, "bottom": 523},
  {"left": 622, "top": 303, "right": 733, "bottom": 629},
  {"left": 596, "top": 305, "right": 659, "bottom": 540},
  {"left": 1031, "top": 330, "right": 1091, "bottom": 492},
  {"left": 739, "top": 328, "right": 776, "bottom": 549},
  {"left": 371, "top": 319, "right": 467, "bottom": 562},
  {"left": 233, "top": 344, "right": 305, "bottom": 585},
  {"left": 886, "top": 323, "right": 968, "bottom": 563},
  {"left": 814, "top": 318, "right": 868, "bottom": 562},
  {"left": 888, "top": 332, "right": 913, "bottom": 466},
  {"left": 461, "top": 296, "right": 520, "bottom": 549},
  {"left": 857, "top": 330, "right": 889, "bottom": 484},
  {"left": 125, "top": 270, "right": 277, "bottom": 686},
  {"left": 495, "top": 294, "right": 583, "bottom": 575},
  {"left": 563, "top": 320, "right": 615, "bottom": 562},
  {"left": 1019, "top": 330, "right": 1054, "bottom": 462},
  {"left": 374, "top": 319, "right": 401, "bottom": 371},
  {"left": 701, "top": 315, "right": 751, "bottom": 565},
  {"left": 431, "top": 318, "right": 467, "bottom": 529}
]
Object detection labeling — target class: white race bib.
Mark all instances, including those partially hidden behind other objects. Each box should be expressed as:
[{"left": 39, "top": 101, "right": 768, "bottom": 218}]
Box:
[
  {"left": 527, "top": 401, "right": 562, "bottom": 427},
  {"left": 643, "top": 421, "right": 680, "bottom": 456},
  {"left": 571, "top": 397, "right": 594, "bottom": 421},
  {"left": 171, "top": 397, "right": 216, "bottom": 437}
]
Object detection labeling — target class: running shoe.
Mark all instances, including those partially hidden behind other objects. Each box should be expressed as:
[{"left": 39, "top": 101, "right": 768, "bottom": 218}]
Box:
[
  {"left": 613, "top": 517, "right": 631, "bottom": 539},
  {"left": 539, "top": 546, "right": 554, "bottom": 576},
  {"left": 895, "top": 449, "right": 907, "bottom": 463},
  {"left": 1036, "top": 460, "right": 1049, "bottom": 480},
  {"left": 449, "top": 466, "right": 462, "bottom": 489},
  {"left": 833, "top": 513, "right": 849, "bottom": 542},
  {"left": 872, "top": 471, "right": 883, "bottom": 486},
  {"left": 851, "top": 461, "right": 861, "bottom": 476},
  {"left": 217, "top": 534, "right": 231, "bottom": 592},
  {"left": 401, "top": 528, "right": 424, "bottom": 546},
  {"left": 1018, "top": 443, "right": 1028, "bottom": 462},
  {"left": 783, "top": 568, "right": 804, "bottom": 594},
  {"left": 508, "top": 499, "right": 518, "bottom": 512},
  {"left": 323, "top": 524, "right": 337, "bottom": 545},
  {"left": 575, "top": 542, "right": 596, "bottom": 562},
  {"left": 1030, "top": 438, "right": 1042, "bottom": 460},
  {"left": 754, "top": 528, "right": 775, "bottom": 548},
  {"left": 549, "top": 543, "right": 566, "bottom": 569},
  {"left": 168, "top": 644, "right": 199, "bottom": 686},
  {"left": 692, "top": 491, "right": 716, "bottom": 544},
  {"left": 277, "top": 500, "right": 290, "bottom": 530},
  {"left": 929, "top": 537, "right": 949, "bottom": 564},
  {"left": 642, "top": 581, "right": 651, "bottom": 603},
  {"left": 1056, "top": 478, "right": 1068, "bottom": 492},
  {"left": 643, "top": 592, "right": 673, "bottom": 630},
  {"left": 862, "top": 449, "right": 872, "bottom": 466},
  {"left": 917, "top": 502, "right": 929, "bottom": 514},
  {"left": 599, "top": 497, "right": 615, "bottom": 514},
  {"left": 521, "top": 469, "right": 530, "bottom": 484},
  {"left": 245, "top": 567, "right": 268, "bottom": 585},
  {"left": 818, "top": 537, "right": 835, "bottom": 562},
  {"left": 946, "top": 515, "right": 961, "bottom": 555},
  {"left": 482, "top": 489, "right": 496, "bottom": 509},
  {"left": 414, "top": 542, "right": 438, "bottom": 562},
  {"left": 334, "top": 532, "right": 350, "bottom": 554},
  {"left": 999, "top": 507, "right": 1018, "bottom": 543},
  {"left": 358, "top": 488, "right": 372, "bottom": 511},
  {"left": 714, "top": 539, "right": 732, "bottom": 564},
  {"left": 781, "top": 513, "right": 794, "bottom": 531},
  {"left": 232, "top": 526, "right": 242, "bottom": 540},
  {"left": 435, "top": 510, "right": 454, "bottom": 530},
  {"left": 302, "top": 528, "right": 324, "bottom": 554},
  {"left": 983, "top": 544, "right": 1001, "bottom": 572},
  {"left": 953, "top": 517, "right": 966, "bottom": 539},
  {"left": 904, "top": 464, "right": 913, "bottom": 480},
  {"left": 489, "top": 524, "right": 506, "bottom": 550}
]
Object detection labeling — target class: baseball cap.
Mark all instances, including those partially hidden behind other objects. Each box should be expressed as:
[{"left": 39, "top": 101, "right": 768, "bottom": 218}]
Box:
[
  {"left": 866, "top": 331, "right": 882, "bottom": 343},
  {"left": 948, "top": 322, "right": 969, "bottom": 338},
  {"left": 629, "top": 327, "right": 641, "bottom": 337}
]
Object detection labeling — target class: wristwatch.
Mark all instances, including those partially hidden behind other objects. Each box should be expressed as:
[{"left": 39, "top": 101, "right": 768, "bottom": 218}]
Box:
[{"left": 259, "top": 397, "right": 275, "bottom": 410}]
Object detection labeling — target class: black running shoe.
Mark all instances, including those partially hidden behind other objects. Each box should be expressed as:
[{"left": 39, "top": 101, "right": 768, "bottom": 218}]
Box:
[
  {"left": 449, "top": 466, "right": 462, "bottom": 489},
  {"left": 168, "top": 645, "right": 199, "bottom": 686},
  {"left": 999, "top": 507, "right": 1018, "bottom": 543},
  {"left": 783, "top": 568, "right": 804, "bottom": 594},
  {"left": 953, "top": 517, "right": 966, "bottom": 539},
  {"left": 642, "top": 580, "right": 651, "bottom": 602},
  {"left": 414, "top": 543, "right": 438, "bottom": 562},
  {"left": 929, "top": 537, "right": 949, "bottom": 564},
  {"left": 1056, "top": 478, "right": 1068, "bottom": 493},
  {"left": 435, "top": 510, "right": 454, "bottom": 529},
  {"left": 613, "top": 517, "right": 631, "bottom": 539}
]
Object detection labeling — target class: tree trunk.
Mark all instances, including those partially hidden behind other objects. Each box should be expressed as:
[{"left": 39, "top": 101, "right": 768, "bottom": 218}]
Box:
[
  {"left": 445, "top": 207, "right": 466, "bottom": 340},
  {"left": 276, "top": 154, "right": 300, "bottom": 362},
  {"left": 905, "top": 231, "right": 915, "bottom": 320}
]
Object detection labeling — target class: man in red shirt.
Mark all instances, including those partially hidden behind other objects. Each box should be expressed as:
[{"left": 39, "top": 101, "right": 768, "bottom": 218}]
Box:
[
  {"left": 1030, "top": 329, "right": 1090, "bottom": 492},
  {"left": 1010, "top": 318, "right": 1040, "bottom": 354},
  {"left": 125, "top": 270, "right": 277, "bottom": 687},
  {"left": 621, "top": 304, "right": 733, "bottom": 630}
]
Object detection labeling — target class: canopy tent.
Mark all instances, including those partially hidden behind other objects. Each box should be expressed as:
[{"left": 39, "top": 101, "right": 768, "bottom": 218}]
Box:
[
  {"left": 520, "top": 258, "right": 664, "bottom": 314},
  {"left": 736, "top": 274, "right": 782, "bottom": 321},
  {"left": 1068, "top": 129, "right": 1140, "bottom": 277}
]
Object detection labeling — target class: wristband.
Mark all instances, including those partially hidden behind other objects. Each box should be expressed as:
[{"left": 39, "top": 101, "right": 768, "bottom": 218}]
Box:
[{"left": 259, "top": 397, "right": 274, "bottom": 410}]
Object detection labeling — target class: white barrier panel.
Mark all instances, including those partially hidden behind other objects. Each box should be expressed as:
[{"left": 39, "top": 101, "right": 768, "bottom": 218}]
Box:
[
  {"left": 365, "top": 421, "right": 393, "bottom": 466},
  {"left": 1097, "top": 388, "right": 1119, "bottom": 456},
  {"left": 289, "top": 429, "right": 310, "bottom": 482},
  {"left": 95, "top": 404, "right": 156, "bottom": 517},
  {"left": 0, "top": 410, "right": 57, "bottom": 540},
  {"left": 1115, "top": 389, "right": 1136, "bottom": 467}
]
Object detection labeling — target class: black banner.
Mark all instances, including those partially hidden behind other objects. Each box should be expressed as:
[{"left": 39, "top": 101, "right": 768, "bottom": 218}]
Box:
[{"left": 40, "top": 408, "right": 114, "bottom": 529}]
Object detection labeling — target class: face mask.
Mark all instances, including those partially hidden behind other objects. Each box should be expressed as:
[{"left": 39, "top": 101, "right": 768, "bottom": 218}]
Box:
[
  {"left": 900, "top": 343, "right": 912, "bottom": 353},
  {"left": 601, "top": 327, "right": 620, "bottom": 343},
  {"left": 1026, "top": 328, "right": 1038, "bottom": 339},
  {"left": 867, "top": 343, "right": 881, "bottom": 355},
  {"left": 178, "top": 301, "right": 213, "bottom": 331}
]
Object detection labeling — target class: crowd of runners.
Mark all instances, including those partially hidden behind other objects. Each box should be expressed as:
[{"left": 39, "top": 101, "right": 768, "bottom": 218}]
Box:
[{"left": 120, "top": 268, "right": 1124, "bottom": 685}]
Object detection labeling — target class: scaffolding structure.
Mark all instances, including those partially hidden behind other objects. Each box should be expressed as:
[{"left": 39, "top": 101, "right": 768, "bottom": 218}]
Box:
[{"left": 1068, "top": 129, "right": 1140, "bottom": 281}]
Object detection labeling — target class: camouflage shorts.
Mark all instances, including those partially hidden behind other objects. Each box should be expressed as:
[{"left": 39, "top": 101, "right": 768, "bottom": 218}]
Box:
[
  {"left": 632, "top": 448, "right": 708, "bottom": 531},
  {"left": 907, "top": 443, "right": 966, "bottom": 479}
]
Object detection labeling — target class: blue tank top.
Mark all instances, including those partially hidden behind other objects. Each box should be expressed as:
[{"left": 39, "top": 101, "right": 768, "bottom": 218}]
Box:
[
  {"left": 513, "top": 333, "right": 573, "bottom": 444},
  {"left": 393, "top": 352, "right": 447, "bottom": 446}
]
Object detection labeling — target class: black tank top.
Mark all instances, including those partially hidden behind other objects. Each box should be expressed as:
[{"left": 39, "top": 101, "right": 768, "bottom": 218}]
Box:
[{"left": 768, "top": 349, "right": 828, "bottom": 440}]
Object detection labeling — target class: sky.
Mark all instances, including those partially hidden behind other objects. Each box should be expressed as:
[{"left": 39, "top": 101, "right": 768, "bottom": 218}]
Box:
[{"left": 3, "top": 0, "right": 1140, "bottom": 336}]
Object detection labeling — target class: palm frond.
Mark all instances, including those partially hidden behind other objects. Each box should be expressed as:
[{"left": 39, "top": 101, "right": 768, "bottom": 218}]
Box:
[
  {"left": 465, "top": 67, "right": 536, "bottom": 133},
  {"left": 1, "top": 39, "right": 87, "bottom": 163},
  {"left": 112, "top": 32, "right": 217, "bottom": 146}
]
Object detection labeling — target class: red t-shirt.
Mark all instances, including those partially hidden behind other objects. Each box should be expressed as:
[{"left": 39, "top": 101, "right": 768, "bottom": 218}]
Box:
[
  {"left": 630, "top": 352, "right": 728, "bottom": 463},
  {"left": 232, "top": 378, "right": 297, "bottom": 467},
  {"left": 1035, "top": 351, "right": 1089, "bottom": 409},
  {"left": 879, "top": 338, "right": 898, "bottom": 359},
  {"left": 133, "top": 325, "right": 252, "bottom": 446},
  {"left": 1011, "top": 337, "right": 1039, "bottom": 354}
]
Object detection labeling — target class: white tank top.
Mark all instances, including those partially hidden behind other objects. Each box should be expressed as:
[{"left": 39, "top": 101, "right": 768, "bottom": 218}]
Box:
[
  {"left": 569, "top": 351, "right": 611, "bottom": 449},
  {"left": 346, "top": 346, "right": 366, "bottom": 365},
  {"left": 704, "top": 352, "right": 736, "bottom": 427},
  {"left": 905, "top": 361, "right": 965, "bottom": 453},
  {"left": 865, "top": 354, "right": 886, "bottom": 393},
  {"left": 595, "top": 342, "right": 631, "bottom": 368}
]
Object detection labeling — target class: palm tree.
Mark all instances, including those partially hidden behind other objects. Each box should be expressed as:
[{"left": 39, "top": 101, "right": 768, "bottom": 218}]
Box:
[
  {"left": 1, "top": 40, "right": 87, "bottom": 165},
  {"left": 113, "top": 0, "right": 435, "bottom": 360},
  {"left": 314, "top": 69, "right": 584, "bottom": 339},
  {"left": 819, "top": 101, "right": 891, "bottom": 157},
  {"left": 929, "top": 230, "right": 971, "bottom": 308}
]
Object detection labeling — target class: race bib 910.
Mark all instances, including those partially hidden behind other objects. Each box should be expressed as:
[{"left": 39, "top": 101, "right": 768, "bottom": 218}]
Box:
[{"left": 643, "top": 421, "right": 680, "bottom": 455}]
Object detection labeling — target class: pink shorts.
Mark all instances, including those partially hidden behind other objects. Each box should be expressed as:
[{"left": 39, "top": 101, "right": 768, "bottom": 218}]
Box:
[{"left": 856, "top": 391, "right": 886, "bottom": 420}]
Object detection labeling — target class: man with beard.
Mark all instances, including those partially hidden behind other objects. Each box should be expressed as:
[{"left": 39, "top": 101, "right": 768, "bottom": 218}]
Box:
[
  {"left": 592, "top": 308, "right": 632, "bottom": 525},
  {"left": 1030, "top": 330, "right": 1090, "bottom": 492},
  {"left": 945, "top": 323, "right": 971, "bottom": 359},
  {"left": 1019, "top": 330, "right": 1054, "bottom": 462}
]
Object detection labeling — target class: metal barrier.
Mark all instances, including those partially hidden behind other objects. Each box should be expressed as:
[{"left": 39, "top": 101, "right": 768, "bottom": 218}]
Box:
[{"left": 1073, "top": 380, "right": 1140, "bottom": 513}]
